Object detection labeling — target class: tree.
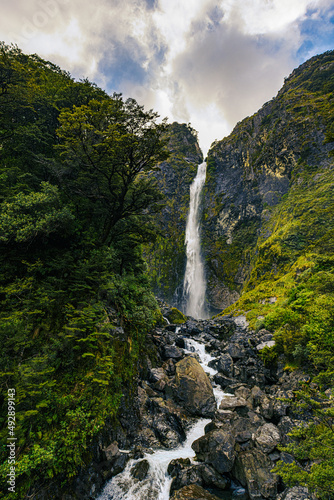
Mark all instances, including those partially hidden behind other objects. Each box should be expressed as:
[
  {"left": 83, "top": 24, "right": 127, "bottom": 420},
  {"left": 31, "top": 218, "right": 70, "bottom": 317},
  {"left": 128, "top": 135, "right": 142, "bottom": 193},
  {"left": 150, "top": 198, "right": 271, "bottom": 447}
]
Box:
[{"left": 55, "top": 95, "right": 169, "bottom": 245}]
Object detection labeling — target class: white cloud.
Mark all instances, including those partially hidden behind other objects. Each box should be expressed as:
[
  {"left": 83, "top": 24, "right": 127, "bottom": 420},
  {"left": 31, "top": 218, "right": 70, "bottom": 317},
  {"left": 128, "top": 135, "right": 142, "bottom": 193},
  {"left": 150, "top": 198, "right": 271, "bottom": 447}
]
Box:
[{"left": 0, "top": 0, "right": 333, "bottom": 153}]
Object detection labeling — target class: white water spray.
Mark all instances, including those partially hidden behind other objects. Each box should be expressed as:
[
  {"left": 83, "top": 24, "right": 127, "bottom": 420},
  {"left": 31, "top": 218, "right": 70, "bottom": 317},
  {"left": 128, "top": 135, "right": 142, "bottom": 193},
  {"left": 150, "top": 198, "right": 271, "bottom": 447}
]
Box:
[
  {"left": 96, "top": 335, "right": 229, "bottom": 500},
  {"left": 183, "top": 162, "right": 207, "bottom": 319}
]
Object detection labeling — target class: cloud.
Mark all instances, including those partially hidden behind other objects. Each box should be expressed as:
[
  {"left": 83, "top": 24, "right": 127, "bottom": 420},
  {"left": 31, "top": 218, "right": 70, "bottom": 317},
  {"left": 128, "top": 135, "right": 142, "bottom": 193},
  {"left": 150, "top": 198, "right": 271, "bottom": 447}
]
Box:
[{"left": 0, "top": 0, "right": 333, "bottom": 154}]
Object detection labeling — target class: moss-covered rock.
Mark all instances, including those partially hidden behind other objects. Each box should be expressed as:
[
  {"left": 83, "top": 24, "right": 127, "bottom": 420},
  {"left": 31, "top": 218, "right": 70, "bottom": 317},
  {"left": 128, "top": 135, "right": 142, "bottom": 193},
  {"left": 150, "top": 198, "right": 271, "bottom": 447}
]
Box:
[{"left": 167, "top": 307, "right": 187, "bottom": 324}]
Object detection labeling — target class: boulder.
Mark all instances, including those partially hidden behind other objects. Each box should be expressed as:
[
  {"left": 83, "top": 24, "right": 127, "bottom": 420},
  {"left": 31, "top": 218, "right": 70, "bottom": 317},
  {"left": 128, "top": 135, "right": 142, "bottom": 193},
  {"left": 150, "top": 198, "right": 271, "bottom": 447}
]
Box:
[
  {"left": 278, "top": 486, "right": 317, "bottom": 500},
  {"left": 170, "top": 465, "right": 204, "bottom": 492},
  {"left": 168, "top": 458, "right": 192, "bottom": 477},
  {"left": 216, "top": 353, "right": 234, "bottom": 377},
  {"left": 171, "top": 484, "right": 221, "bottom": 500},
  {"left": 162, "top": 345, "right": 184, "bottom": 361},
  {"left": 227, "top": 343, "right": 246, "bottom": 360},
  {"left": 256, "top": 341, "right": 276, "bottom": 351},
  {"left": 233, "top": 448, "right": 278, "bottom": 499},
  {"left": 254, "top": 423, "right": 281, "bottom": 454},
  {"left": 102, "top": 441, "right": 120, "bottom": 462},
  {"left": 171, "top": 356, "right": 216, "bottom": 417},
  {"left": 130, "top": 459, "right": 150, "bottom": 480},
  {"left": 219, "top": 395, "right": 249, "bottom": 413},
  {"left": 192, "top": 429, "right": 236, "bottom": 473}
]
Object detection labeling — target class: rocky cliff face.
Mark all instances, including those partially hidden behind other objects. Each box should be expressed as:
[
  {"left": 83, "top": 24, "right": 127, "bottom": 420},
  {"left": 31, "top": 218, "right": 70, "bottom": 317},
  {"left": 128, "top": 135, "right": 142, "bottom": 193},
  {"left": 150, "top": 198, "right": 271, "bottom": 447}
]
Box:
[
  {"left": 203, "top": 50, "right": 334, "bottom": 310},
  {"left": 145, "top": 122, "right": 203, "bottom": 306}
]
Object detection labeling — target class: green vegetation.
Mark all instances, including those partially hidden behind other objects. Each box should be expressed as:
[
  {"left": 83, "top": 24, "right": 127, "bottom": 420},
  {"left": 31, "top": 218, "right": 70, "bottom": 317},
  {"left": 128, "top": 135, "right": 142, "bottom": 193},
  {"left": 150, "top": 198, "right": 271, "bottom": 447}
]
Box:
[
  {"left": 209, "top": 51, "right": 334, "bottom": 495},
  {"left": 166, "top": 307, "right": 187, "bottom": 324},
  {"left": 272, "top": 388, "right": 334, "bottom": 499},
  {"left": 0, "top": 43, "right": 167, "bottom": 498}
]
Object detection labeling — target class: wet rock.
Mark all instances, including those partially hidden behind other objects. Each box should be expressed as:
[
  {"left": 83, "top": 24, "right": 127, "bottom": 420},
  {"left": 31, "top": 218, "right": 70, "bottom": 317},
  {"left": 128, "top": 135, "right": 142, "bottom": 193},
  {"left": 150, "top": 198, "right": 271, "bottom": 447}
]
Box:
[
  {"left": 254, "top": 423, "right": 281, "bottom": 453},
  {"left": 162, "top": 345, "right": 184, "bottom": 361},
  {"left": 175, "top": 337, "right": 186, "bottom": 348},
  {"left": 233, "top": 448, "right": 278, "bottom": 499},
  {"left": 170, "top": 465, "right": 204, "bottom": 492},
  {"left": 277, "top": 486, "right": 317, "bottom": 500},
  {"left": 192, "top": 429, "right": 236, "bottom": 473},
  {"left": 216, "top": 353, "right": 234, "bottom": 377},
  {"left": 168, "top": 458, "right": 192, "bottom": 477},
  {"left": 213, "top": 373, "right": 237, "bottom": 390},
  {"left": 171, "top": 356, "right": 216, "bottom": 417},
  {"left": 171, "top": 484, "right": 221, "bottom": 499},
  {"left": 130, "top": 459, "right": 150, "bottom": 480}
]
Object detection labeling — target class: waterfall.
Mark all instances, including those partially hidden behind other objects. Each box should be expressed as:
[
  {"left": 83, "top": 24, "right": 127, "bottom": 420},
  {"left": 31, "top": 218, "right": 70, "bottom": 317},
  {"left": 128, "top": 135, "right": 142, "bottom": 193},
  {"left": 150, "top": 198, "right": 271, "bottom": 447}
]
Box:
[{"left": 183, "top": 162, "right": 207, "bottom": 319}]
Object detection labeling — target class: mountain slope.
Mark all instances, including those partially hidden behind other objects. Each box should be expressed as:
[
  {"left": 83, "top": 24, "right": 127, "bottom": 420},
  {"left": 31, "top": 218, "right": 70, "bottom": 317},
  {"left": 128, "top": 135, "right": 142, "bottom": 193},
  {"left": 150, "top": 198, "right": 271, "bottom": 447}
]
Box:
[
  {"left": 203, "top": 49, "right": 334, "bottom": 311},
  {"left": 203, "top": 50, "right": 334, "bottom": 379}
]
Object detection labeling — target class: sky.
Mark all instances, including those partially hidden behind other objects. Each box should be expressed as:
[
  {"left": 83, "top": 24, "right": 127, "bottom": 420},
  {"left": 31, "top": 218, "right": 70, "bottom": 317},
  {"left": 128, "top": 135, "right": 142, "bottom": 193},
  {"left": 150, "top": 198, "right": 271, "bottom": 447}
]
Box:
[{"left": 1, "top": 0, "right": 334, "bottom": 155}]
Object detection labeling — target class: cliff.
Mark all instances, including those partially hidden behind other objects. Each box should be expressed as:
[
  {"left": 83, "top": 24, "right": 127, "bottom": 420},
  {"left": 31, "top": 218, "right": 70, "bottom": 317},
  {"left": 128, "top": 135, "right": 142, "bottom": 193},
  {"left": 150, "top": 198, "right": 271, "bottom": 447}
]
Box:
[
  {"left": 145, "top": 122, "right": 203, "bottom": 306},
  {"left": 203, "top": 50, "right": 334, "bottom": 311}
]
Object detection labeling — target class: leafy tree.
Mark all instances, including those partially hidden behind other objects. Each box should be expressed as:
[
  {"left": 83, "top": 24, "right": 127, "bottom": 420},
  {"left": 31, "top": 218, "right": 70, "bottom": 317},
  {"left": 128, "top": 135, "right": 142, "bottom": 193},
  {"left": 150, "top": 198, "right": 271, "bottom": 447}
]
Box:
[
  {"left": 0, "top": 44, "right": 166, "bottom": 499},
  {"left": 55, "top": 95, "right": 169, "bottom": 245}
]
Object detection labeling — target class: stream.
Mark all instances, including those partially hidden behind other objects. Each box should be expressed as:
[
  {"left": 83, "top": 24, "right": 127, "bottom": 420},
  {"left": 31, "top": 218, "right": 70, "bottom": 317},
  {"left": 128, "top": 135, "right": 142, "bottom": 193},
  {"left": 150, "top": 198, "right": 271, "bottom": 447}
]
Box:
[{"left": 96, "top": 334, "right": 230, "bottom": 500}]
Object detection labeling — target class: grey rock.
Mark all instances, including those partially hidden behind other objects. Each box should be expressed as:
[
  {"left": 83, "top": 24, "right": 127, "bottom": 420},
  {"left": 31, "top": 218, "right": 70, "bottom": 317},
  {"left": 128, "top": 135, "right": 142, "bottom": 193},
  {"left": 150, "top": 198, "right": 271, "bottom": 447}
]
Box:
[
  {"left": 254, "top": 423, "right": 281, "bottom": 454},
  {"left": 216, "top": 353, "right": 234, "bottom": 377},
  {"left": 192, "top": 429, "right": 236, "bottom": 473},
  {"left": 130, "top": 459, "right": 150, "bottom": 480},
  {"left": 256, "top": 340, "right": 276, "bottom": 351},
  {"left": 162, "top": 345, "right": 184, "bottom": 361}
]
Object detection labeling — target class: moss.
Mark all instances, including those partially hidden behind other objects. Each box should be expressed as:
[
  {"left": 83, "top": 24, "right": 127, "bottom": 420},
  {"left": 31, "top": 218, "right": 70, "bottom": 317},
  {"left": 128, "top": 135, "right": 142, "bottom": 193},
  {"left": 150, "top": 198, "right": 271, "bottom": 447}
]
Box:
[{"left": 167, "top": 307, "right": 187, "bottom": 324}]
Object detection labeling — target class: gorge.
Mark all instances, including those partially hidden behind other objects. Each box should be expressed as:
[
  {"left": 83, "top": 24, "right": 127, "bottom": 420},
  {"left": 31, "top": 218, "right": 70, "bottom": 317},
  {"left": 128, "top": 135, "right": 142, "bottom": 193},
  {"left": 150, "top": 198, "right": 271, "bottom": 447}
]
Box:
[{"left": 0, "top": 45, "right": 333, "bottom": 500}]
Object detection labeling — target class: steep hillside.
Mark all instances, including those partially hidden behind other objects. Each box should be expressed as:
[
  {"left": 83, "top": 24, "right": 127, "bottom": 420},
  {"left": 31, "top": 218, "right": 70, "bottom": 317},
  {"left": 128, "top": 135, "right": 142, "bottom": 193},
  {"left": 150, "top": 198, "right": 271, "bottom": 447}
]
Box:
[
  {"left": 203, "top": 50, "right": 334, "bottom": 312},
  {"left": 202, "top": 50, "right": 334, "bottom": 383},
  {"left": 145, "top": 123, "right": 203, "bottom": 306}
]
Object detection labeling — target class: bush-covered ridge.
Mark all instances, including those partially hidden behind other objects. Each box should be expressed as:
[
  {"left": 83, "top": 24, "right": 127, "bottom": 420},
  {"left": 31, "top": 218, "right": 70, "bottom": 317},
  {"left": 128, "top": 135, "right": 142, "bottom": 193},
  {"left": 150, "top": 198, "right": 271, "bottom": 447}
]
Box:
[
  {"left": 207, "top": 51, "right": 334, "bottom": 498},
  {"left": 0, "top": 43, "right": 167, "bottom": 499},
  {"left": 203, "top": 49, "right": 334, "bottom": 311}
]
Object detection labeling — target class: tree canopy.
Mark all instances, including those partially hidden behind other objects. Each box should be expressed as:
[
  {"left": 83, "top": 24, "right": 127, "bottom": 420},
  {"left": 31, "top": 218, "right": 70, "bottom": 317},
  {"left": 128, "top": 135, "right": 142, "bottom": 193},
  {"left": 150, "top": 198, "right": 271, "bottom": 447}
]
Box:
[{"left": 0, "top": 43, "right": 168, "bottom": 499}]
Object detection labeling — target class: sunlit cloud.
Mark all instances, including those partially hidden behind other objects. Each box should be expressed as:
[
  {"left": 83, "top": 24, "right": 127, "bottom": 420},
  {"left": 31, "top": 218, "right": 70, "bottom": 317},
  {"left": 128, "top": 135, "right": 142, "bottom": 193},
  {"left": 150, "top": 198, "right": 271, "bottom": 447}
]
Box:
[{"left": 0, "top": 0, "right": 333, "bottom": 154}]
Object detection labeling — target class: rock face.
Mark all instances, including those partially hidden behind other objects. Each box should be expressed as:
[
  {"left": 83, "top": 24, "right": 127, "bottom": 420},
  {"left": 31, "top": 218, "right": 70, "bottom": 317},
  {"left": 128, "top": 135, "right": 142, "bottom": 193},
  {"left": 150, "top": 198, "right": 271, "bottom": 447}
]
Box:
[
  {"left": 171, "top": 484, "right": 221, "bottom": 500},
  {"left": 233, "top": 449, "right": 278, "bottom": 499},
  {"left": 171, "top": 356, "right": 216, "bottom": 417},
  {"left": 192, "top": 429, "right": 236, "bottom": 473},
  {"left": 202, "top": 51, "right": 334, "bottom": 310},
  {"left": 144, "top": 122, "right": 203, "bottom": 306}
]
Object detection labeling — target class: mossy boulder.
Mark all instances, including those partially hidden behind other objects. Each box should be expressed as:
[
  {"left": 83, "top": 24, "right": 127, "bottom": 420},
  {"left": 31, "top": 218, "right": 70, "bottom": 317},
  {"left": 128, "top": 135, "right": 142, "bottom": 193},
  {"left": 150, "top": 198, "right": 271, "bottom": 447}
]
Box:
[{"left": 167, "top": 307, "right": 187, "bottom": 324}]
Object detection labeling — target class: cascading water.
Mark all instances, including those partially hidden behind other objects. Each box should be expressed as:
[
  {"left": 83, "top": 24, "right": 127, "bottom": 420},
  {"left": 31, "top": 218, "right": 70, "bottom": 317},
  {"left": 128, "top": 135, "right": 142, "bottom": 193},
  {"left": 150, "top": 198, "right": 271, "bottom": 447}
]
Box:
[
  {"left": 96, "top": 333, "right": 230, "bottom": 500},
  {"left": 183, "top": 162, "right": 207, "bottom": 319}
]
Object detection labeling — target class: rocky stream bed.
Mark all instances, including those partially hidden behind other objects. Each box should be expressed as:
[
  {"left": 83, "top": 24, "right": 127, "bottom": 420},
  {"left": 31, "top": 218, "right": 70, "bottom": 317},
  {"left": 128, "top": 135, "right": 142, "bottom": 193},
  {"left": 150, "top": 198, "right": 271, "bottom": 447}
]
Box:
[{"left": 74, "top": 311, "right": 318, "bottom": 500}]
